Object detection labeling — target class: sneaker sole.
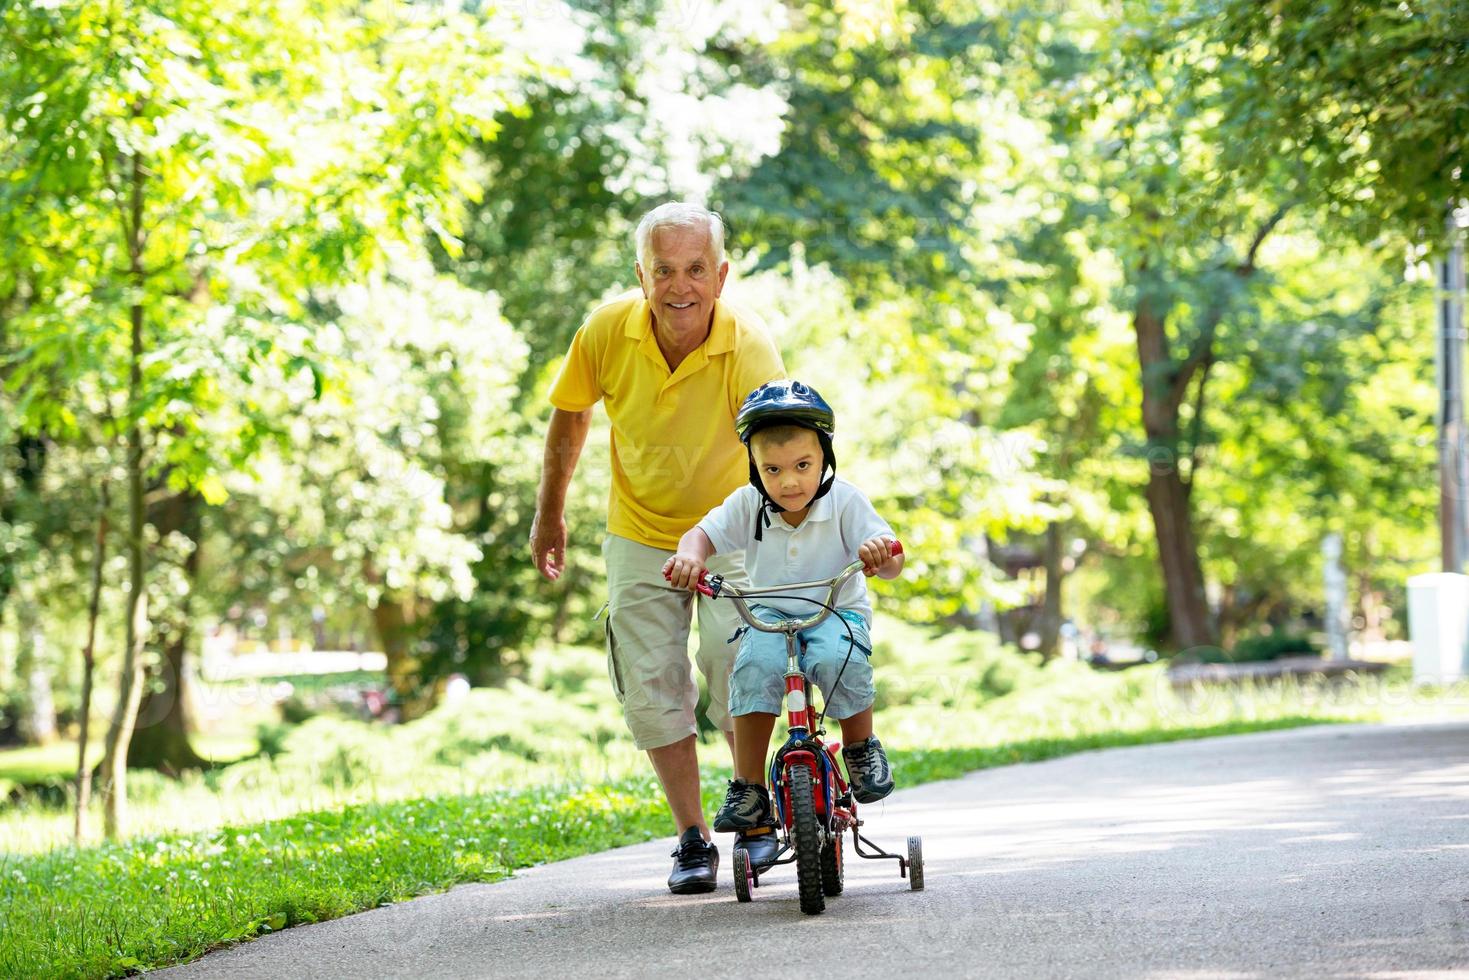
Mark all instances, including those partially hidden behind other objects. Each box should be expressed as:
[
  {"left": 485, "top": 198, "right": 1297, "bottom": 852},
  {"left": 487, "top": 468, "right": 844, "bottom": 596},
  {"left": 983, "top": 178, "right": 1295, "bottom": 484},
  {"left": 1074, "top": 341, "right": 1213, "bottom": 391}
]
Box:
[
  {"left": 712, "top": 817, "right": 758, "bottom": 833},
  {"left": 852, "top": 788, "right": 894, "bottom": 804},
  {"left": 668, "top": 877, "right": 718, "bottom": 895}
]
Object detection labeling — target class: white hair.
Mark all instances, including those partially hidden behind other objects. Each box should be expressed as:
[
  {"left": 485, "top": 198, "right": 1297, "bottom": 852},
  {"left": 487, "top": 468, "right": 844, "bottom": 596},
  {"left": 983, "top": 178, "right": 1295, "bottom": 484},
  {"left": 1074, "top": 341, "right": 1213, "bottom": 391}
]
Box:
[{"left": 634, "top": 202, "right": 726, "bottom": 270}]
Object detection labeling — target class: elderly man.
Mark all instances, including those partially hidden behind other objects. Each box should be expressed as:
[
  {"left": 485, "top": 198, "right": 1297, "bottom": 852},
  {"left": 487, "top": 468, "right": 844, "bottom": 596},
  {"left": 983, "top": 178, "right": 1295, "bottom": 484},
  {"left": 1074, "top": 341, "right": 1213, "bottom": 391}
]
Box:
[{"left": 531, "top": 202, "right": 784, "bottom": 893}]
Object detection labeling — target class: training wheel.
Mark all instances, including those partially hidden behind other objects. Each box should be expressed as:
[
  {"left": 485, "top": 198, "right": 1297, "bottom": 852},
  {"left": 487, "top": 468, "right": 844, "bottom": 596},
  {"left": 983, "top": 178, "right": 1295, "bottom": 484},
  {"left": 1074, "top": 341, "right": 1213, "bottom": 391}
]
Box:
[
  {"left": 734, "top": 845, "right": 754, "bottom": 903},
  {"left": 907, "top": 835, "right": 924, "bottom": 892}
]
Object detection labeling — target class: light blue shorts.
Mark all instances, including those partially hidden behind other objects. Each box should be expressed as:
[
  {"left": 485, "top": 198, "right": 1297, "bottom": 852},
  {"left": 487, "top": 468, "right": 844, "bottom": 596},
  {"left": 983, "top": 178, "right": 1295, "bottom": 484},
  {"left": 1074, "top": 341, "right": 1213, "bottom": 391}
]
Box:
[{"left": 728, "top": 607, "right": 875, "bottom": 721}]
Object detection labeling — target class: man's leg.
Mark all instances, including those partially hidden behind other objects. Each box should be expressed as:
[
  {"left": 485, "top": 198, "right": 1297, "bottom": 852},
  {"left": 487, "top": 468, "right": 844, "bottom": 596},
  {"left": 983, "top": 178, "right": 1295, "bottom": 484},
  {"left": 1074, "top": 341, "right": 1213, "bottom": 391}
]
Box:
[
  {"left": 695, "top": 549, "right": 750, "bottom": 765},
  {"left": 602, "top": 536, "right": 719, "bottom": 893},
  {"left": 647, "top": 734, "right": 705, "bottom": 837}
]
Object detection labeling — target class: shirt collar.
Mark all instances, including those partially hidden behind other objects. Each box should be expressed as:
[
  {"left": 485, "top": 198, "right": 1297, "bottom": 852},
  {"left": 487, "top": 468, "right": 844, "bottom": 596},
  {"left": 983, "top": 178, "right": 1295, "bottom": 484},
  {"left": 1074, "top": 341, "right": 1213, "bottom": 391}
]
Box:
[
  {"left": 771, "top": 491, "right": 834, "bottom": 530},
  {"left": 624, "top": 295, "right": 735, "bottom": 357}
]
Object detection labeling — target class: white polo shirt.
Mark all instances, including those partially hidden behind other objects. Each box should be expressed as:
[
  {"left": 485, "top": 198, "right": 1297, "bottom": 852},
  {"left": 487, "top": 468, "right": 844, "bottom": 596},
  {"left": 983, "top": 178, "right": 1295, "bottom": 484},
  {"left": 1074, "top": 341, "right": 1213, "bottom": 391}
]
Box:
[{"left": 697, "top": 478, "right": 894, "bottom": 625}]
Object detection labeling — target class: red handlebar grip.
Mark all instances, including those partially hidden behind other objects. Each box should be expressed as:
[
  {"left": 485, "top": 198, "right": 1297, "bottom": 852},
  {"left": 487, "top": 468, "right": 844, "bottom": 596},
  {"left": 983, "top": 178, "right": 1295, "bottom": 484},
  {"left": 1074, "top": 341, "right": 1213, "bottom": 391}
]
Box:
[
  {"left": 890, "top": 540, "right": 903, "bottom": 556},
  {"left": 665, "top": 565, "right": 718, "bottom": 596},
  {"left": 695, "top": 570, "right": 716, "bottom": 597}
]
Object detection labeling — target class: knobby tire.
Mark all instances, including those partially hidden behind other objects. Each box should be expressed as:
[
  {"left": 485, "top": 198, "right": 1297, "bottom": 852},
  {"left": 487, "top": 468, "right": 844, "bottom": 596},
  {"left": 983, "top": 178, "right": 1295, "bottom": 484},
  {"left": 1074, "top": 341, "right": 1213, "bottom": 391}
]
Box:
[
  {"left": 821, "top": 829, "right": 843, "bottom": 896},
  {"left": 790, "top": 763, "right": 825, "bottom": 914}
]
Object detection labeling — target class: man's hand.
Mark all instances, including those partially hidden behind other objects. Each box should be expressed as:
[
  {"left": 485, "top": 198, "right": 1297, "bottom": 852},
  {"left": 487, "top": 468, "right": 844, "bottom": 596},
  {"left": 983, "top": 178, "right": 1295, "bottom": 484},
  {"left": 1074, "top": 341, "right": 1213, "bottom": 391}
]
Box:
[
  {"left": 859, "top": 536, "right": 900, "bottom": 577},
  {"left": 662, "top": 553, "right": 708, "bottom": 591},
  {"left": 530, "top": 510, "right": 569, "bottom": 581}
]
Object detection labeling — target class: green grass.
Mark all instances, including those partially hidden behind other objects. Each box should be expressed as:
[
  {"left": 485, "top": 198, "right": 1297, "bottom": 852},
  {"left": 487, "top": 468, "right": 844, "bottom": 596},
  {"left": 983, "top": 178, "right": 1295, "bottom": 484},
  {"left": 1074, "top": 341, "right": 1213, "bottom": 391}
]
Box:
[
  {"left": 0, "top": 778, "right": 674, "bottom": 978},
  {"left": 2, "top": 623, "right": 1467, "bottom": 979},
  {"left": 0, "top": 742, "right": 96, "bottom": 789}
]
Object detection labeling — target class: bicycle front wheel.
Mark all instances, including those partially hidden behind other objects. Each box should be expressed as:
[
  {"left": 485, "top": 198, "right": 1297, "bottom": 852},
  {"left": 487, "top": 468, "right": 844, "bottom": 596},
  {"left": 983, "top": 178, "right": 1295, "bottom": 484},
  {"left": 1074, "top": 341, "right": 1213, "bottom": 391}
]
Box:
[{"left": 789, "top": 762, "right": 826, "bottom": 915}]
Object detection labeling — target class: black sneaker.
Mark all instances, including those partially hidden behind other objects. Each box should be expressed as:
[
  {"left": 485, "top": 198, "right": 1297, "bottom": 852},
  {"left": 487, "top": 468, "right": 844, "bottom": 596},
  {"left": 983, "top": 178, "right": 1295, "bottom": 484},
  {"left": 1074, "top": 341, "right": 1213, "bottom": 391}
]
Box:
[
  {"left": 843, "top": 736, "right": 894, "bottom": 803},
  {"left": 667, "top": 827, "right": 719, "bottom": 894},
  {"left": 713, "top": 778, "right": 774, "bottom": 833}
]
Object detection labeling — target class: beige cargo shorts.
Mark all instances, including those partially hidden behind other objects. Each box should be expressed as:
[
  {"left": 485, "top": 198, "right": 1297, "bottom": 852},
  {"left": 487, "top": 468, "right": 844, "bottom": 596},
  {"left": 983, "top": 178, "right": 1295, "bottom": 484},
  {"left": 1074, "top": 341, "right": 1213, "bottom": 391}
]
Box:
[{"left": 602, "top": 534, "right": 750, "bottom": 751}]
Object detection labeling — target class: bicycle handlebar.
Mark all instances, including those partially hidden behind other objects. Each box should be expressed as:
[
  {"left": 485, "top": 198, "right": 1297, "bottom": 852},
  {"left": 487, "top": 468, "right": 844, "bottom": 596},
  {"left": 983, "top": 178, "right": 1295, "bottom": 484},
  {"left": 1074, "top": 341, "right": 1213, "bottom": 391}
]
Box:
[{"left": 678, "top": 540, "right": 903, "bottom": 635}]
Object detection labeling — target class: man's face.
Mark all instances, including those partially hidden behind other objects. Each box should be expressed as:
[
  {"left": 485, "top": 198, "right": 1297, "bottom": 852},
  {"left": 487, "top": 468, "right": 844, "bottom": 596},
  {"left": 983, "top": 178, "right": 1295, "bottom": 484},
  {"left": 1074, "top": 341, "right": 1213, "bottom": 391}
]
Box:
[
  {"left": 752, "top": 429, "right": 824, "bottom": 518},
  {"left": 636, "top": 225, "right": 729, "bottom": 337}
]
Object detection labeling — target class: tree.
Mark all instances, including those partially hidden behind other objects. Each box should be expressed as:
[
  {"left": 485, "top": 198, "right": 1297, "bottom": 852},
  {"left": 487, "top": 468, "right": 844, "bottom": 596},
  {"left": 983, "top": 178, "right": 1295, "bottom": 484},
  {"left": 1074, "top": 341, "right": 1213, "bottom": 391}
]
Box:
[
  {"left": 717, "top": 0, "right": 1061, "bottom": 621},
  {"left": 990, "top": 0, "right": 1457, "bottom": 652},
  {"left": 430, "top": 0, "right": 793, "bottom": 672},
  {"left": 1, "top": 0, "right": 532, "bottom": 833},
  {"left": 209, "top": 261, "right": 527, "bottom": 717},
  {"left": 1199, "top": 0, "right": 1468, "bottom": 246}
]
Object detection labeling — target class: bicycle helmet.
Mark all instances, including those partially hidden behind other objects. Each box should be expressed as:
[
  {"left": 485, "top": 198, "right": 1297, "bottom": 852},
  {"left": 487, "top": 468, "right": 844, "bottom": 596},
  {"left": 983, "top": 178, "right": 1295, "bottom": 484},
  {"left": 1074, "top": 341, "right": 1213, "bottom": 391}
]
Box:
[{"left": 734, "top": 380, "right": 838, "bottom": 539}]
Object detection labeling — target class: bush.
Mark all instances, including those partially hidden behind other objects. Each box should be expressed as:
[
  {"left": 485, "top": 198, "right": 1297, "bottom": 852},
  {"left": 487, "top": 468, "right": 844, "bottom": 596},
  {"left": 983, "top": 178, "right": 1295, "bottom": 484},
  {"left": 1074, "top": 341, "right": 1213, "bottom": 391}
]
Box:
[
  {"left": 1198, "top": 633, "right": 1319, "bottom": 664},
  {"left": 870, "top": 616, "right": 1045, "bottom": 711}
]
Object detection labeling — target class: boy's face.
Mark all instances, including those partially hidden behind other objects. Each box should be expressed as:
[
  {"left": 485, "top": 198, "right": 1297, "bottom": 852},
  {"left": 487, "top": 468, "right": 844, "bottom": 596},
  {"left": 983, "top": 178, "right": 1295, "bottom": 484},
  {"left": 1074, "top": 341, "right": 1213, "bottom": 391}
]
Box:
[{"left": 751, "top": 428, "right": 824, "bottom": 518}]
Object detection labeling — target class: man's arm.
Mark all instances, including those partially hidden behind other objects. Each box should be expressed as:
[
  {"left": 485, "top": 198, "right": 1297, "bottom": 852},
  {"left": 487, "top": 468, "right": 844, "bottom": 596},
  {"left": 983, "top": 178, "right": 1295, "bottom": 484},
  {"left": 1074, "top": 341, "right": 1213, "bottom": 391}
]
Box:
[{"left": 531, "top": 407, "right": 593, "bottom": 581}]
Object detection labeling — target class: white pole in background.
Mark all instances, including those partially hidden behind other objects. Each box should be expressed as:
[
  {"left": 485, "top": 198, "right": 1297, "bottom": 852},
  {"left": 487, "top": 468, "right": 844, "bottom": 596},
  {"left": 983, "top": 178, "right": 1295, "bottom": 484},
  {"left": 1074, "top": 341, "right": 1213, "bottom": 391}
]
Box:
[
  {"left": 1322, "top": 532, "right": 1350, "bottom": 662},
  {"left": 1436, "top": 208, "right": 1468, "bottom": 573}
]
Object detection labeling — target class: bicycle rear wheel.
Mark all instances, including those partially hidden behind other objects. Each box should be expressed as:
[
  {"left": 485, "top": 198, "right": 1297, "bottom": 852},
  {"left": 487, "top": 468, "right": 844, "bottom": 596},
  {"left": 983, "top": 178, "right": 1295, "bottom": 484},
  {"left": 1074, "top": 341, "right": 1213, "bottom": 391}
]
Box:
[{"left": 789, "top": 762, "right": 825, "bottom": 914}]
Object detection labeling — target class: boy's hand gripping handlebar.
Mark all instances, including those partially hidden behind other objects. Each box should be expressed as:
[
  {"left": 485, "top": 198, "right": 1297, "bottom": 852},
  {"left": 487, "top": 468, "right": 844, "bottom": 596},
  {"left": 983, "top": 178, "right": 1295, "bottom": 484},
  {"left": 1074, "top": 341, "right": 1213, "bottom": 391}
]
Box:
[
  {"left": 693, "top": 539, "right": 904, "bottom": 598},
  {"left": 670, "top": 541, "right": 903, "bottom": 636}
]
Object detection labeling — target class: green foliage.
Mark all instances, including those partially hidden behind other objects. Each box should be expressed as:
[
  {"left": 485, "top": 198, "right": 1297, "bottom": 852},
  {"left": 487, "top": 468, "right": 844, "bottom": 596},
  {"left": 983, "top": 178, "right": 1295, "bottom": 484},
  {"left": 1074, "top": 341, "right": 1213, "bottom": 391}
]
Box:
[
  {"left": 0, "top": 781, "right": 671, "bottom": 979},
  {"left": 719, "top": 0, "right": 999, "bottom": 299},
  {"left": 1191, "top": 0, "right": 1469, "bottom": 245},
  {"left": 0, "top": 0, "right": 1457, "bottom": 771},
  {"left": 1195, "top": 633, "right": 1318, "bottom": 665},
  {"left": 867, "top": 617, "right": 1046, "bottom": 709}
]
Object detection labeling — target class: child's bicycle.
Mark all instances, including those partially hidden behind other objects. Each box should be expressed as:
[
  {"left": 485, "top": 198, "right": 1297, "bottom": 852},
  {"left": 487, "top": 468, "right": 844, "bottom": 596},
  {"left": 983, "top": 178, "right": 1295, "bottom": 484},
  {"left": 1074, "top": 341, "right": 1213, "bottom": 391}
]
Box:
[{"left": 684, "top": 543, "right": 923, "bottom": 915}]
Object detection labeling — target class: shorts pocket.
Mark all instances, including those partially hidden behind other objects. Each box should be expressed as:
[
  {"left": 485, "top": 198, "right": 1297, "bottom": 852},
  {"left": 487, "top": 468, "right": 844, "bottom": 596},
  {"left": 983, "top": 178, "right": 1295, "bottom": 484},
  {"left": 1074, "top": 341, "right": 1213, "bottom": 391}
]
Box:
[{"left": 605, "top": 618, "right": 627, "bottom": 705}]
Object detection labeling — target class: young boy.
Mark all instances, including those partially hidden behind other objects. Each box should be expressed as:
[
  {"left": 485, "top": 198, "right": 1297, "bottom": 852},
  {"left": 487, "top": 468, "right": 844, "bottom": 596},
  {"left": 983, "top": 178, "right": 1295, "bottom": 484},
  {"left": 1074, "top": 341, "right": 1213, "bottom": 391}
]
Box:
[{"left": 662, "top": 379, "right": 904, "bottom": 847}]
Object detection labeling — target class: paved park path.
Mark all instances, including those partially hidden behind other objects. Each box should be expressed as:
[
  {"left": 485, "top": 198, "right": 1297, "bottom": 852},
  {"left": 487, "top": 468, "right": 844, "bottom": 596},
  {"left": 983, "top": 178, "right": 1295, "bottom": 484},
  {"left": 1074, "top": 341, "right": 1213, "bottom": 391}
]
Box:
[{"left": 159, "top": 721, "right": 1469, "bottom": 979}]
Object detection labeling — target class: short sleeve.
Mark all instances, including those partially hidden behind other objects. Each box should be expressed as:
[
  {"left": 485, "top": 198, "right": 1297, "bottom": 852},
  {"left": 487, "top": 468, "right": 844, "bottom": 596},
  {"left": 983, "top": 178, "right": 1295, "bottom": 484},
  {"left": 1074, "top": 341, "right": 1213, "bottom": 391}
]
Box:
[
  {"left": 548, "top": 318, "right": 603, "bottom": 412},
  {"left": 837, "top": 485, "right": 894, "bottom": 555},
  {"left": 727, "top": 327, "right": 785, "bottom": 417},
  {"left": 698, "top": 486, "right": 758, "bottom": 556}
]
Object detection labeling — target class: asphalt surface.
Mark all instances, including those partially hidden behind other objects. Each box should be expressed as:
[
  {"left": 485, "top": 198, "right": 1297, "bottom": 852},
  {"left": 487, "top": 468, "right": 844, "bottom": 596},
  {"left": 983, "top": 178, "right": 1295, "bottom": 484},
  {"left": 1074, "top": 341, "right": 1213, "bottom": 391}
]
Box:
[{"left": 158, "top": 721, "right": 1469, "bottom": 979}]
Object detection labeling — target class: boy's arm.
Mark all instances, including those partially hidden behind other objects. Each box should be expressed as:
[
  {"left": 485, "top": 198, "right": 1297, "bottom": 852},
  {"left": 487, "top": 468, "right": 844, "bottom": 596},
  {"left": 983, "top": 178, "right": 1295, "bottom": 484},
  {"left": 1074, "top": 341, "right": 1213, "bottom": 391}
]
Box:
[{"left": 662, "top": 526, "right": 717, "bottom": 591}]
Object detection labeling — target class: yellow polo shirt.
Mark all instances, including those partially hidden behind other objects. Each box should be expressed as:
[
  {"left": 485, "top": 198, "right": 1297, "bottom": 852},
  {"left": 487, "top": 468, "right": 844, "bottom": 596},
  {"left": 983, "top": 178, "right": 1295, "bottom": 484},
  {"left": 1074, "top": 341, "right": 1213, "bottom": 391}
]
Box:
[{"left": 550, "top": 290, "right": 785, "bottom": 549}]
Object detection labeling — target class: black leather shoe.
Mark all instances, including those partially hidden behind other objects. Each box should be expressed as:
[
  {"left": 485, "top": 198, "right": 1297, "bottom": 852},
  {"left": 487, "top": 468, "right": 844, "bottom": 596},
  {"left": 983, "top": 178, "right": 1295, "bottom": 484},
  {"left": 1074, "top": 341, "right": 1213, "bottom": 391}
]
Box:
[
  {"left": 668, "top": 827, "right": 719, "bottom": 894},
  {"left": 734, "top": 827, "right": 781, "bottom": 870}
]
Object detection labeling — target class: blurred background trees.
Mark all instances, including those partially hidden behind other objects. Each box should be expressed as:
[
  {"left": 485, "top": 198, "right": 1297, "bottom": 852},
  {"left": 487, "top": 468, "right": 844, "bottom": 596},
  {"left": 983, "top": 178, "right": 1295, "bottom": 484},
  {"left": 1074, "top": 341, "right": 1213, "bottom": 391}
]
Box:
[{"left": 0, "top": 0, "right": 1461, "bottom": 834}]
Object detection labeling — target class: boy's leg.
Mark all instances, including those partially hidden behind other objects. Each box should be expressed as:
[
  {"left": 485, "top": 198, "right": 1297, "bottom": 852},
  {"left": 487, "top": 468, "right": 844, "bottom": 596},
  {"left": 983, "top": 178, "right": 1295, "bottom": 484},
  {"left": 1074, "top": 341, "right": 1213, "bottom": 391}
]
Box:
[
  {"left": 734, "top": 712, "right": 778, "bottom": 783},
  {"left": 715, "top": 622, "right": 785, "bottom": 863},
  {"left": 836, "top": 706, "right": 874, "bottom": 744},
  {"left": 802, "top": 614, "right": 894, "bottom": 803},
  {"left": 715, "top": 711, "right": 779, "bottom": 834},
  {"left": 799, "top": 613, "right": 876, "bottom": 728}
]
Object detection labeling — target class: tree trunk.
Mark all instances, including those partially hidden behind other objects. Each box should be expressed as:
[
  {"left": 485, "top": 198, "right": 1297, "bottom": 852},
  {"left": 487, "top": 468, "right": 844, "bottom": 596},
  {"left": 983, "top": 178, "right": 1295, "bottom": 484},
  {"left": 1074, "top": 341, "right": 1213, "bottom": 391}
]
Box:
[
  {"left": 76, "top": 479, "right": 109, "bottom": 844},
  {"left": 370, "top": 594, "right": 431, "bottom": 721},
  {"left": 1144, "top": 467, "right": 1216, "bottom": 650},
  {"left": 1134, "top": 292, "right": 1219, "bottom": 652},
  {"left": 1037, "top": 522, "right": 1065, "bottom": 661},
  {"left": 98, "top": 148, "right": 149, "bottom": 840},
  {"left": 129, "top": 490, "right": 208, "bottom": 773}
]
